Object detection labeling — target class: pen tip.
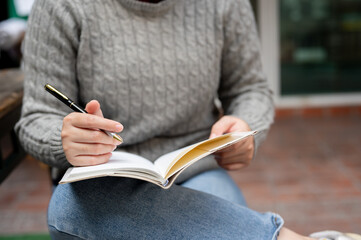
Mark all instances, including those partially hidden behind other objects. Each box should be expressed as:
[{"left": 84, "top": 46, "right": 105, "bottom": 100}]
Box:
[{"left": 113, "top": 134, "right": 123, "bottom": 143}]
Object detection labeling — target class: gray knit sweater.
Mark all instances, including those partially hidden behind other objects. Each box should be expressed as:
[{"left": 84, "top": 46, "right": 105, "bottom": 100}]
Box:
[{"left": 15, "top": 0, "right": 274, "bottom": 182}]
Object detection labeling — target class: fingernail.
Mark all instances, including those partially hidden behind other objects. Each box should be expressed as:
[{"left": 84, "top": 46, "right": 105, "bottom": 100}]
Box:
[{"left": 115, "top": 124, "right": 123, "bottom": 132}]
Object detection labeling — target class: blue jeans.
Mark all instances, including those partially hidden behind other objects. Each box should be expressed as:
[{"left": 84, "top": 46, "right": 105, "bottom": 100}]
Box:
[{"left": 48, "top": 169, "right": 284, "bottom": 239}]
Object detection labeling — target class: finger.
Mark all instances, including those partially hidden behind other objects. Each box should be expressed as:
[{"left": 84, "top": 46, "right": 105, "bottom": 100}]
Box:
[
  {"left": 214, "top": 144, "right": 238, "bottom": 154},
  {"left": 221, "top": 163, "right": 247, "bottom": 171},
  {"left": 71, "top": 153, "right": 112, "bottom": 167},
  {"left": 216, "top": 134, "right": 254, "bottom": 155},
  {"left": 70, "top": 143, "right": 117, "bottom": 156},
  {"left": 215, "top": 151, "right": 249, "bottom": 163},
  {"left": 215, "top": 140, "right": 250, "bottom": 155},
  {"left": 85, "top": 100, "right": 104, "bottom": 117},
  {"left": 209, "top": 116, "right": 236, "bottom": 139},
  {"left": 66, "top": 113, "right": 123, "bottom": 133},
  {"left": 216, "top": 157, "right": 250, "bottom": 170},
  {"left": 215, "top": 151, "right": 253, "bottom": 169},
  {"left": 215, "top": 142, "right": 253, "bottom": 161},
  {"left": 214, "top": 140, "right": 247, "bottom": 155},
  {"left": 70, "top": 129, "right": 122, "bottom": 145}
]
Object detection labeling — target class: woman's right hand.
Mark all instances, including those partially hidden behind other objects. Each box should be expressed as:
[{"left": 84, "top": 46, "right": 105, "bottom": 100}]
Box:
[{"left": 61, "top": 100, "right": 123, "bottom": 166}]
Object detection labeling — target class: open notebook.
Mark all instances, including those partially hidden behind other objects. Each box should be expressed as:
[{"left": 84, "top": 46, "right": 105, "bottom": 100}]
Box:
[{"left": 60, "top": 131, "right": 257, "bottom": 189}]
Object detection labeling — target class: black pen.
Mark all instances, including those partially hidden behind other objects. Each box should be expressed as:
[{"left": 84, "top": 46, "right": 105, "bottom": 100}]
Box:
[{"left": 44, "top": 84, "right": 123, "bottom": 143}]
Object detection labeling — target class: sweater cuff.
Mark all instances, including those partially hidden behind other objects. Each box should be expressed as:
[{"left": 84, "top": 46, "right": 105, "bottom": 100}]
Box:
[{"left": 49, "top": 124, "right": 70, "bottom": 169}]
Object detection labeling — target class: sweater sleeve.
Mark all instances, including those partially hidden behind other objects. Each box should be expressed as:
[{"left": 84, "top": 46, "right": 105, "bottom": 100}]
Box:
[
  {"left": 218, "top": 0, "right": 275, "bottom": 153},
  {"left": 15, "top": 0, "right": 81, "bottom": 168}
]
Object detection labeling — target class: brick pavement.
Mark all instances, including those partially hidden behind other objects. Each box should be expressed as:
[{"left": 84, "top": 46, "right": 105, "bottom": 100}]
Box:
[
  {"left": 230, "top": 115, "right": 361, "bottom": 234},
  {"left": 0, "top": 156, "right": 51, "bottom": 234},
  {"left": 1, "top": 114, "right": 360, "bottom": 235}
]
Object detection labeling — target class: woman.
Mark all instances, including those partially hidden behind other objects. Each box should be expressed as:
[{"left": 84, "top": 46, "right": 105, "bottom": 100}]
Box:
[{"left": 16, "top": 0, "right": 354, "bottom": 239}]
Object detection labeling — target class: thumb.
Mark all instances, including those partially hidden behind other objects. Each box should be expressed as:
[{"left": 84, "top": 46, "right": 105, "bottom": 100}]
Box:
[
  {"left": 85, "top": 100, "right": 104, "bottom": 117},
  {"left": 209, "top": 116, "right": 235, "bottom": 139}
]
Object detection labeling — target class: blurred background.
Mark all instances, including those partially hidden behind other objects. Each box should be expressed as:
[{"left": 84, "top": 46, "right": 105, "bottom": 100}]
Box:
[{"left": 0, "top": 0, "right": 360, "bottom": 239}]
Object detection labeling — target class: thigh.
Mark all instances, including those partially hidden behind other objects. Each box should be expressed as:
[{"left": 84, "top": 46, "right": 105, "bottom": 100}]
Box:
[
  {"left": 180, "top": 169, "right": 247, "bottom": 206},
  {"left": 48, "top": 177, "right": 283, "bottom": 240}
]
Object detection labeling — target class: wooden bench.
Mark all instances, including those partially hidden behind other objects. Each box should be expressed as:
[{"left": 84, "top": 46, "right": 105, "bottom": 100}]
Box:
[{"left": 0, "top": 68, "right": 25, "bottom": 183}]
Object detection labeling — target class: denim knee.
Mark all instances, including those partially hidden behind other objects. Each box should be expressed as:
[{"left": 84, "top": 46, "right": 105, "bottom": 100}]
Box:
[
  {"left": 48, "top": 183, "right": 90, "bottom": 239},
  {"left": 48, "top": 225, "right": 83, "bottom": 240}
]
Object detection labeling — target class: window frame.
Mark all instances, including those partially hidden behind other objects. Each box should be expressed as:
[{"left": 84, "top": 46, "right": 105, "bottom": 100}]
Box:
[{"left": 258, "top": 0, "right": 361, "bottom": 108}]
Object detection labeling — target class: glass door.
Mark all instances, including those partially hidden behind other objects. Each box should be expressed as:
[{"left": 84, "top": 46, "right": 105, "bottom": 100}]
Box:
[{"left": 280, "top": 0, "right": 361, "bottom": 95}]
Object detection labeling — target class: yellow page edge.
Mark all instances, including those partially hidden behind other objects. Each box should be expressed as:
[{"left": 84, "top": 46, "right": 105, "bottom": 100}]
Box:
[
  {"left": 164, "top": 133, "right": 233, "bottom": 175},
  {"left": 164, "top": 131, "right": 256, "bottom": 179}
]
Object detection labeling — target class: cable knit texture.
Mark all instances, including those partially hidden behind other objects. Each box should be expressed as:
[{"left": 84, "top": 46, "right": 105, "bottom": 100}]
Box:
[{"left": 15, "top": 0, "right": 274, "bottom": 181}]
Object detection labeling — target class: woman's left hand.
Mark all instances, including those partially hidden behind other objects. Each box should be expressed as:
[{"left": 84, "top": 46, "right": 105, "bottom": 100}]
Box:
[{"left": 209, "top": 116, "right": 254, "bottom": 170}]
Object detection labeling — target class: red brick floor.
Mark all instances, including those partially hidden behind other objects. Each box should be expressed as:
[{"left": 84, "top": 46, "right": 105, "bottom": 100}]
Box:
[
  {"left": 230, "top": 115, "right": 361, "bottom": 235},
  {"left": 1, "top": 115, "right": 361, "bottom": 236},
  {"left": 0, "top": 155, "right": 51, "bottom": 234}
]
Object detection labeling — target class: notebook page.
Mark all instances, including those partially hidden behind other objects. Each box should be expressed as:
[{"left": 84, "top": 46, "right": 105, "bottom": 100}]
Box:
[{"left": 68, "top": 151, "right": 161, "bottom": 177}]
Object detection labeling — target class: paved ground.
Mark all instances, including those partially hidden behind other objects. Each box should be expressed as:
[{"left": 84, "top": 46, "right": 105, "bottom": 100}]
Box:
[
  {"left": 0, "top": 155, "right": 51, "bottom": 235},
  {"left": 231, "top": 114, "right": 361, "bottom": 234},
  {"left": 1, "top": 114, "right": 361, "bottom": 236}
]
